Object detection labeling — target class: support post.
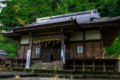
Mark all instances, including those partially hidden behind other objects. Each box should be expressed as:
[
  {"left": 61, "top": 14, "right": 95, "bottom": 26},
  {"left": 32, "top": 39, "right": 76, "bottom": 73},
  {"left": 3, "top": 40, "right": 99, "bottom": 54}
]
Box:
[
  {"left": 15, "top": 60, "right": 17, "bottom": 67},
  {"left": 93, "top": 60, "right": 95, "bottom": 71},
  {"left": 100, "top": 29, "right": 104, "bottom": 58},
  {"left": 10, "top": 60, "right": 12, "bottom": 68},
  {"left": 103, "top": 61, "right": 106, "bottom": 72},
  {"left": 83, "top": 61, "right": 85, "bottom": 71},
  {"left": 29, "top": 36, "right": 33, "bottom": 67},
  {"left": 3, "top": 60, "right": 6, "bottom": 69},
  {"left": 21, "top": 60, "right": 23, "bottom": 68},
  {"left": 83, "top": 31, "right": 86, "bottom": 58},
  {"left": 73, "top": 60, "right": 75, "bottom": 70},
  {"left": 118, "top": 60, "right": 120, "bottom": 72}
]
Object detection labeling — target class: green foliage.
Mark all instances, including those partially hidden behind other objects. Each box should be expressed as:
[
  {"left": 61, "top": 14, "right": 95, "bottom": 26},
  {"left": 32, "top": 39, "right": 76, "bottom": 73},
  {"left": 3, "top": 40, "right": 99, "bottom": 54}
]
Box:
[
  {"left": 0, "top": 32, "right": 18, "bottom": 58},
  {"left": 104, "top": 31, "right": 120, "bottom": 58},
  {"left": 0, "top": 0, "right": 120, "bottom": 58}
]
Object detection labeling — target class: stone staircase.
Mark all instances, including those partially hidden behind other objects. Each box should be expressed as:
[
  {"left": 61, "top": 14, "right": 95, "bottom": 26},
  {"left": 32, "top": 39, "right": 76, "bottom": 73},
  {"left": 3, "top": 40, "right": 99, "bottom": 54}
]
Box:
[
  {"left": 7, "top": 68, "right": 120, "bottom": 80},
  {"left": 30, "top": 64, "right": 62, "bottom": 70}
]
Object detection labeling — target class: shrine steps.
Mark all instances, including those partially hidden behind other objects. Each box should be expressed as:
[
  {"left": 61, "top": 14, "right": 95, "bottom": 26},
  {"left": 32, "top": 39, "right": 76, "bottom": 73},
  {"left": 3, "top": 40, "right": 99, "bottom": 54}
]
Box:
[
  {"left": 30, "top": 64, "right": 62, "bottom": 70},
  {"left": 6, "top": 68, "right": 120, "bottom": 80}
]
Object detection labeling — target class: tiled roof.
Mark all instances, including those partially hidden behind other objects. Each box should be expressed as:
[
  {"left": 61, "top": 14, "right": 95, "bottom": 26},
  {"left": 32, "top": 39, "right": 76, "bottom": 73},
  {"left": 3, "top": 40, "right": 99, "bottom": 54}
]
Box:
[
  {"left": 1, "top": 30, "right": 13, "bottom": 33},
  {"left": 8, "top": 9, "right": 120, "bottom": 30},
  {"left": 12, "top": 9, "right": 100, "bottom": 29},
  {"left": 0, "top": 49, "right": 10, "bottom": 58}
]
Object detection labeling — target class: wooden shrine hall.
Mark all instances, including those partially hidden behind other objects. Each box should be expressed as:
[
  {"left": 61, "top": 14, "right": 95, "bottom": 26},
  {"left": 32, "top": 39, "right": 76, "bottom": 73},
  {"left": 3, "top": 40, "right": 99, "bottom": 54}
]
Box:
[{"left": 2, "top": 9, "right": 120, "bottom": 72}]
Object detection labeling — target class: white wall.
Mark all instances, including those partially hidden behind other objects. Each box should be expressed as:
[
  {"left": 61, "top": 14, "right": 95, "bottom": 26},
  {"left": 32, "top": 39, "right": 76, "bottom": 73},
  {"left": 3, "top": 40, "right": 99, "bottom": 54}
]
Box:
[
  {"left": 85, "top": 30, "right": 101, "bottom": 40},
  {"left": 20, "top": 35, "right": 30, "bottom": 44}
]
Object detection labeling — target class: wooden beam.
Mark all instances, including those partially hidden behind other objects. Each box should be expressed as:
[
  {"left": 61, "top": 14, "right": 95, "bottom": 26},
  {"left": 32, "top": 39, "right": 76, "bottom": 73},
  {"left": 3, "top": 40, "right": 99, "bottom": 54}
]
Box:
[
  {"left": 73, "top": 21, "right": 78, "bottom": 31},
  {"left": 14, "top": 20, "right": 76, "bottom": 32},
  {"left": 33, "top": 35, "right": 66, "bottom": 41}
]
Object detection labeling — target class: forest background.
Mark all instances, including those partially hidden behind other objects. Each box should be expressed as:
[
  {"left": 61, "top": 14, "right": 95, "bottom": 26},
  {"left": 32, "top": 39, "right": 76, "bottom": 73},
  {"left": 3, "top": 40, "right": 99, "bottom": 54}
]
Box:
[{"left": 0, "top": 0, "right": 120, "bottom": 58}]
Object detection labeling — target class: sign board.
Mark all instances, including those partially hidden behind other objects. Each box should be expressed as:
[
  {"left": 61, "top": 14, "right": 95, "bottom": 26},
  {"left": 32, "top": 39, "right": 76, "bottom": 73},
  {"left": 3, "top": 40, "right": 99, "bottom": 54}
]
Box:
[
  {"left": 25, "top": 50, "right": 31, "bottom": 68},
  {"left": 77, "top": 46, "right": 82, "bottom": 53},
  {"left": 36, "top": 48, "right": 40, "bottom": 54},
  {"left": 61, "top": 50, "right": 63, "bottom": 57}
]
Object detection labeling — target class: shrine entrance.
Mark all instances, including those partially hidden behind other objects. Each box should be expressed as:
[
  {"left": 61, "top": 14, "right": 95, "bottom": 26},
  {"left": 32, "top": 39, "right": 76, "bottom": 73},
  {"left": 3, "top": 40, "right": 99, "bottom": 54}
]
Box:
[
  {"left": 41, "top": 41, "right": 61, "bottom": 62},
  {"left": 32, "top": 34, "right": 66, "bottom": 62}
]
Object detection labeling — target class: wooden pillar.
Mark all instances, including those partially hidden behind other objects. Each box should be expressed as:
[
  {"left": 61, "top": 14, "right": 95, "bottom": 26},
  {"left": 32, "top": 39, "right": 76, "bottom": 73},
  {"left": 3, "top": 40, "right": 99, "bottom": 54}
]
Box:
[
  {"left": 40, "top": 43, "right": 42, "bottom": 59},
  {"left": 118, "top": 59, "right": 120, "bottom": 72},
  {"left": 61, "top": 39, "right": 64, "bottom": 69},
  {"left": 21, "top": 60, "right": 23, "bottom": 68},
  {"left": 100, "top": 29, "right": 104, "bottom": 58},
  {"left": 29, "top": 35, "right": 33, "bottom": 66},
  {"left": 103, "top": 60, "right": 106, "bottom": 72},
  {"left": 93, "top": 60, "right": 95, "bottom": 71},
  {"left": 83, "top": 31, "right": 86, "bottom": 58},
  {"left": 83, "top": 61, "right": 85, "bottom": 71},
  {"left": 10, "top": 60, "right": 12, "bottom": 68},
  {"left": 3, "top": 60, "right": 6, "bottom": 69},
  {"left": 15, "top": 60, "right": 17, "bottom": 67}
]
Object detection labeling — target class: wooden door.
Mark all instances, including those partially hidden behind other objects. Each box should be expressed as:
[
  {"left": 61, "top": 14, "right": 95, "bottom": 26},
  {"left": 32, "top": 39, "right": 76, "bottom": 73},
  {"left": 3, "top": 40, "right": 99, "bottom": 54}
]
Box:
[
  {"left": 70, "top": 43, "right": 77, "bottom": 58},
  {"left": 42, "top": 42, "right": 61, "bottom": 60},
  {"left": 18, "top": 46, "right": 25, "bottom": 58},
  {"left": 32, "top": 44, "right": 41, "bottom": 59},
  {"left": 18, "top": 45, "right": 29, "bottom": 59},
  {"left": 24, "top": 45, "right": 29, "bottom": 58},
  {"left": 31, "top": 45, "right": 36, "bottom": 58},
  {"left": 86, "top": 42, "right": 93, "bottom": 58},
  {"left": 93, "top": 42, "right": 101, "bottom": 58}
]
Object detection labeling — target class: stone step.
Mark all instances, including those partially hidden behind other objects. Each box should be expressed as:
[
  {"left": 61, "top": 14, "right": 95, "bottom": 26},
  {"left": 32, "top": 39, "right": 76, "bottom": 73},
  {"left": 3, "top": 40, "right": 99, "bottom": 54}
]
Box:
[
  {"left": 30, "top": 65, "right": 62, "bottom": 70},
  {"left": 7, "top": 68, "right": 120, "bottom": 79}
]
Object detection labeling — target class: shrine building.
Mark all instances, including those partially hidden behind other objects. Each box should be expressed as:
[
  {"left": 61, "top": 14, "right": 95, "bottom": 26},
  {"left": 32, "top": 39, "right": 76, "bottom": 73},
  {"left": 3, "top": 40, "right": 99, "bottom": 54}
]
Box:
[{"left": 2, "top": 9, "right": 120, "bottom": 71}]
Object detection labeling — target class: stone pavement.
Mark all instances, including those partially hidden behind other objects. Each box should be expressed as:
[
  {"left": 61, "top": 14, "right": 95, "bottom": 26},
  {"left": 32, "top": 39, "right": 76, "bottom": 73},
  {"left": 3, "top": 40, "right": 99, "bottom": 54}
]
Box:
[{"left": 0, "top": 71, "right": 39, "bottom": 79}]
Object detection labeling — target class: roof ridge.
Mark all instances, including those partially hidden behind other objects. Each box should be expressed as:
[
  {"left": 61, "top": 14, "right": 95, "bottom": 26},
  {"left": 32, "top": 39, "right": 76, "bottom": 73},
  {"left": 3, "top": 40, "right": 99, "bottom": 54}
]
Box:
[{"left": 36, "top": 9, "right": 98, "bottom": 21}]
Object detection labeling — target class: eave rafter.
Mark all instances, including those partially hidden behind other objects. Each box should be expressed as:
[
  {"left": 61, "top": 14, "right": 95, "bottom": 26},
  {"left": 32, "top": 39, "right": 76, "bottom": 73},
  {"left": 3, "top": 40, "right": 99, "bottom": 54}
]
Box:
[{"left": 13, "top": 20, "right": 79, "bottom": 33}]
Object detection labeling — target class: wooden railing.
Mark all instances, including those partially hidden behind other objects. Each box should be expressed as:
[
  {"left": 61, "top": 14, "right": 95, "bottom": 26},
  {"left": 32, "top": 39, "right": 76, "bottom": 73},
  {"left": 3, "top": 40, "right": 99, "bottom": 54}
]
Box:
[{"left": 3, "top": 59, "right": 26, "bottom": 68}]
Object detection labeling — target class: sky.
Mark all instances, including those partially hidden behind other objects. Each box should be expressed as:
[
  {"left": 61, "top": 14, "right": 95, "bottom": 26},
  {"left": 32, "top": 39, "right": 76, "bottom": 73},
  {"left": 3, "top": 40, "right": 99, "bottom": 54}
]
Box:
[{"left": 0, "top": 0, "right": 7, "bottom": 12}]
